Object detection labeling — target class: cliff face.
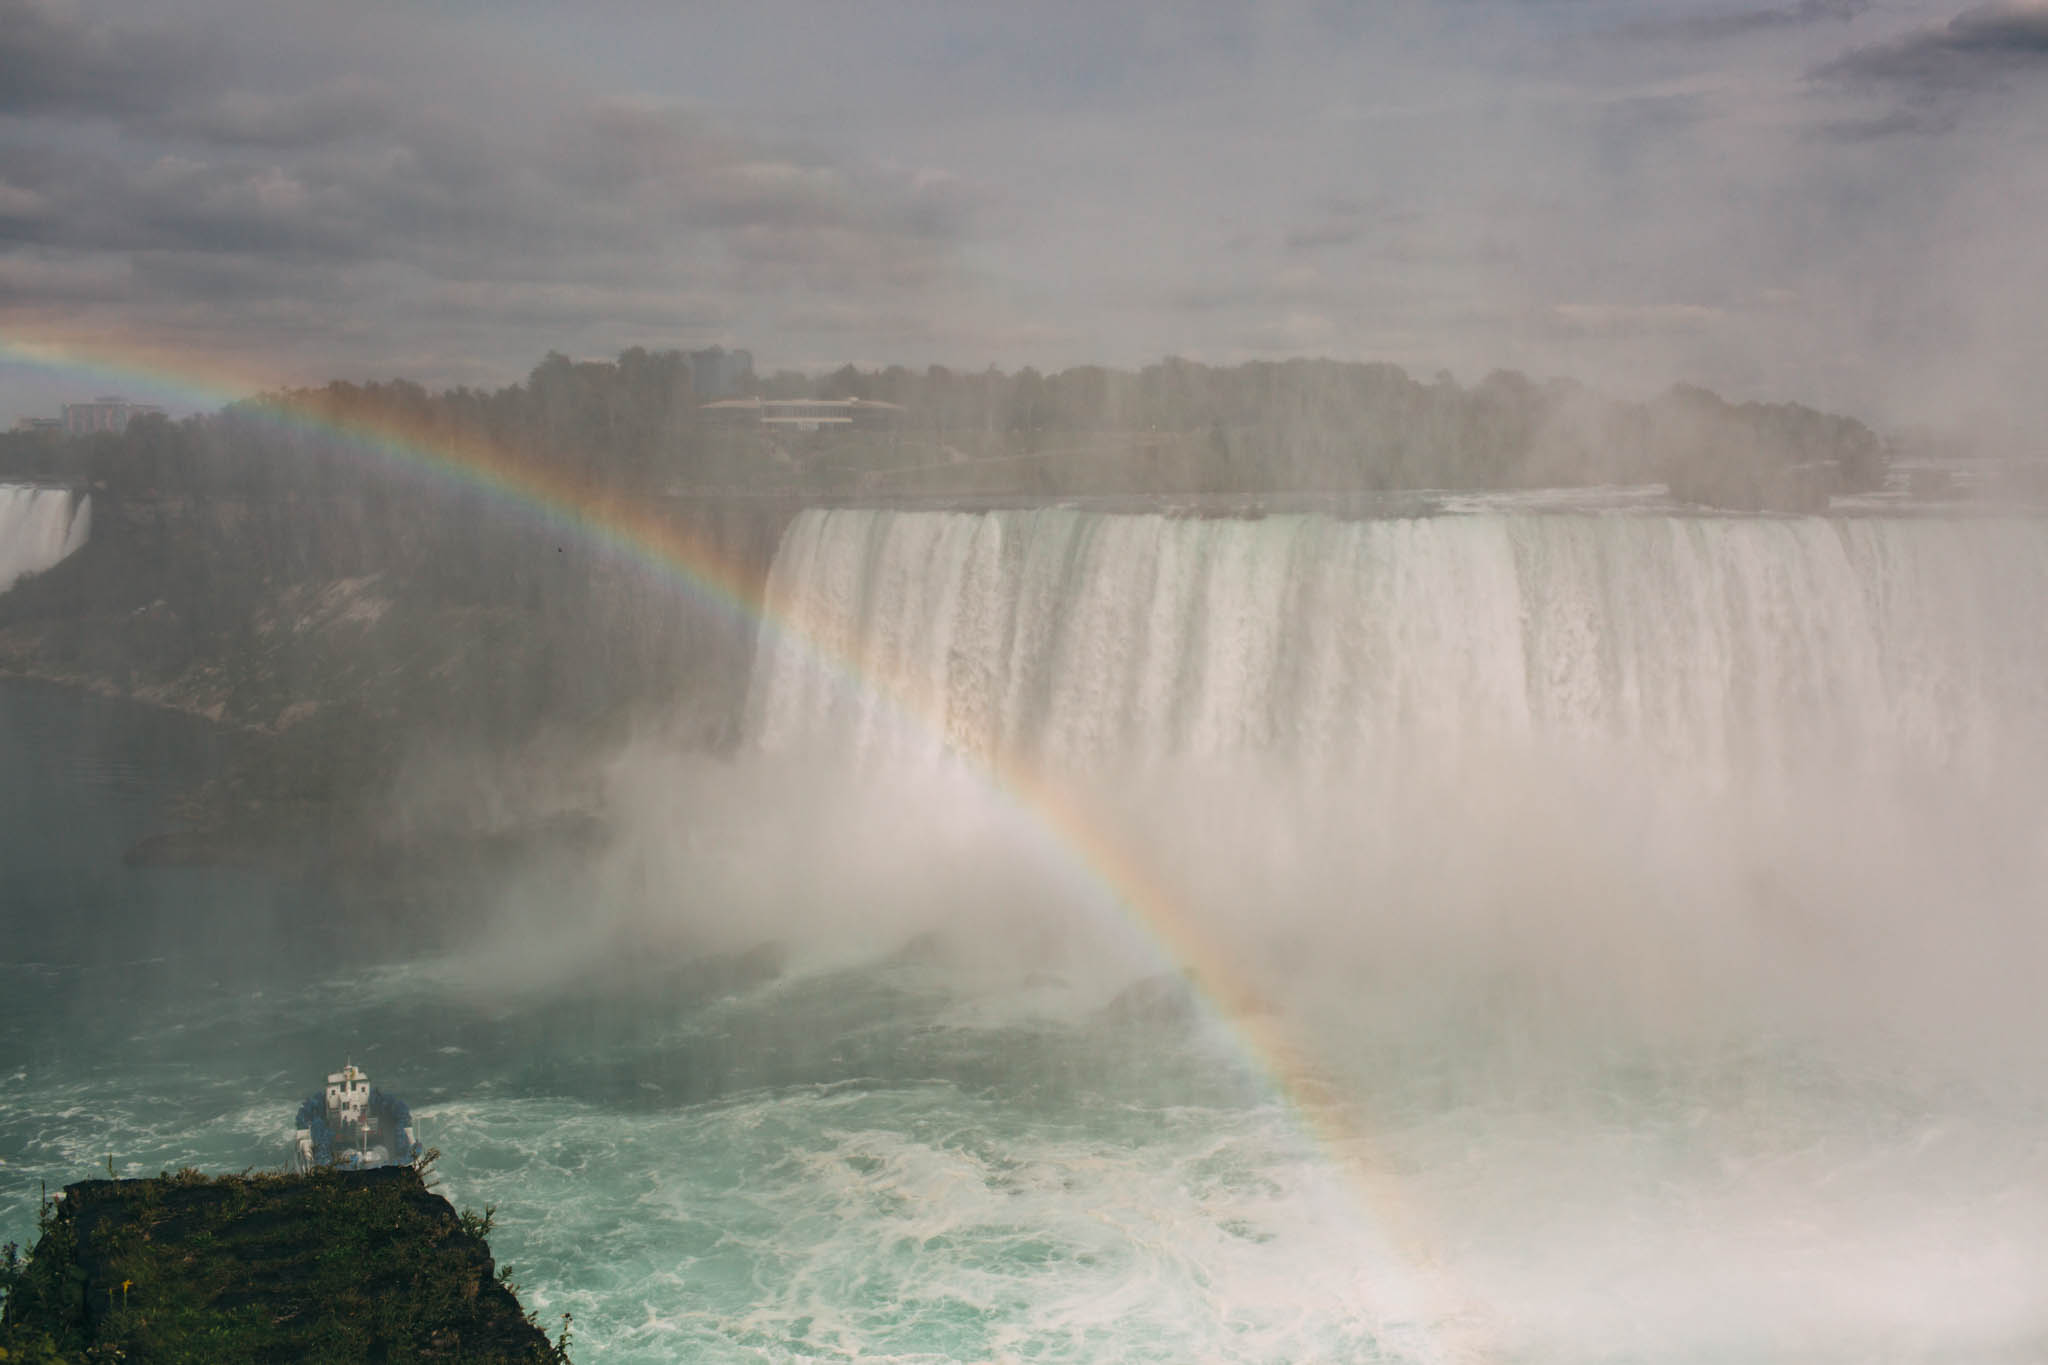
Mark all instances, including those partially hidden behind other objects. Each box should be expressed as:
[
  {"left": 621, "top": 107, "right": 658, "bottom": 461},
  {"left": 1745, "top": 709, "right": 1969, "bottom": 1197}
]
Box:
[
  {"left": 0, "top": 1166, "right": 565, "bottom": 1363},
  {"left": 0, "top": 490, "right": 801, "bottom": 851},
  {"left": 0, "top": 493, "right": 795, "bottom": 727}
]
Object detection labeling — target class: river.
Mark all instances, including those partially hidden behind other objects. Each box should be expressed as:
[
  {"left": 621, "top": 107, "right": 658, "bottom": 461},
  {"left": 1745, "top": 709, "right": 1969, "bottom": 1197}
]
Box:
[{"left": 5, "top": 506, "right": 2047, "bottom": 1362}]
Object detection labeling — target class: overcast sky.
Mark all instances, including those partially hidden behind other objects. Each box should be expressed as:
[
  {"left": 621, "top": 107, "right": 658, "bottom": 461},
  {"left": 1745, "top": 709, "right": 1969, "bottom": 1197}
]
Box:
[{"left": 2, "top": 0, "right": 2044, "bottom": 439}]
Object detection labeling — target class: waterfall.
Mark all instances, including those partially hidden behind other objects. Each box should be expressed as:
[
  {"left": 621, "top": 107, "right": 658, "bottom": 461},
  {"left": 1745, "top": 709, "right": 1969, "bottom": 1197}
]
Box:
[
  {"left": 739, "top": 500, "right": 2048, "bottom": 1092},
  {"left": 608, "top": 506, "right": 2048, "bottom": 1360},
  {"left": 748, "top": 508, "right": 2048, "bottom": 785},
  {"left": 0, "top": 485, "right": 91, "bottom": 594}
]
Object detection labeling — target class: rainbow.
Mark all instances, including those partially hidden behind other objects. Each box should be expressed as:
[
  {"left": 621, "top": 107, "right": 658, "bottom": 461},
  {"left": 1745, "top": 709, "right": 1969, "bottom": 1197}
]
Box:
[{"left": 3, "top": 331, "right": 1493, "bottom": 1356}]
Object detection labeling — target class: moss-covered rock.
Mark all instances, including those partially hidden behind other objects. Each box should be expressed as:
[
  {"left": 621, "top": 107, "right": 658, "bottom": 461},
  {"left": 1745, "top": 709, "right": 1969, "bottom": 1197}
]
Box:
[{"left": 1, "top": 1166, "right": 568, "bottom": 1363}]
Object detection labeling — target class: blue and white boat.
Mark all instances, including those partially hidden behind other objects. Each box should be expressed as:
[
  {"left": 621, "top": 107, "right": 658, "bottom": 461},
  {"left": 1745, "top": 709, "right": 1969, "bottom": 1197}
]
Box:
[{"left": 292, "top": 1062, "right": 421, "bottom": 1171}]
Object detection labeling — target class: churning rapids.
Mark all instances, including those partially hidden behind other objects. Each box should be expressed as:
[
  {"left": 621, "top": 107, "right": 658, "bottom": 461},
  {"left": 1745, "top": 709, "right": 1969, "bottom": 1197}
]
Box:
[{"left": 6, "top": 506, "right": 2048, "bottom": 1362}]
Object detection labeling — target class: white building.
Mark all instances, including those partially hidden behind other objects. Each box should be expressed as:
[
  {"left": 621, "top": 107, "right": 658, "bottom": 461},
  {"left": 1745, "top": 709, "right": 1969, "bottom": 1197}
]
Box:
[
  {"left": 700, "top": 397, "right": 904, "bottom": 433},
  {"left": 62, "top": 396, "right": 164, "bottom": 436}
]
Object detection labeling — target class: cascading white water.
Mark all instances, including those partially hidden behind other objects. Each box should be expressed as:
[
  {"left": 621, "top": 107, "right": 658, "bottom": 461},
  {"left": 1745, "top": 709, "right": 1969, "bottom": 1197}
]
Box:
[
  {"left": 735, "top": 506, "right": 2048, "bottom": 1360},
  {"left": 746, "top": 509, "right": 2048, "bottom": 1035},
  {"left": 750, "top": 507, "right": 2048, "bottom": 783},
  {"left": 0, "top": 485, "right": 91, "bottom": 593}
]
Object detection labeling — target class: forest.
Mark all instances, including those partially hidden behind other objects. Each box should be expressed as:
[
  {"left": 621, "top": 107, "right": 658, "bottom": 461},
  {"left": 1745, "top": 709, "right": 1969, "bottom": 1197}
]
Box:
[{"left": 0, "top": 349, "right": 1888, "bottom": 506}]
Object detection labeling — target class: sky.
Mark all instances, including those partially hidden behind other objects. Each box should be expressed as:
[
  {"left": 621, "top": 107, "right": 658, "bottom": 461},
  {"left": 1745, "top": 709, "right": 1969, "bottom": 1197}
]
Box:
[{"left": 1, "top": 0, "right": 2044, "bottom": 441}]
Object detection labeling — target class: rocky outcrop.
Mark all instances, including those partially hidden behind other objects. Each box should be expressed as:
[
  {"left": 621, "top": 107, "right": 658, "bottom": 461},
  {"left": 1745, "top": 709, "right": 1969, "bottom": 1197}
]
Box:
[{"left": 0, "top": 1166, "right": 566, "bottom": 1362}]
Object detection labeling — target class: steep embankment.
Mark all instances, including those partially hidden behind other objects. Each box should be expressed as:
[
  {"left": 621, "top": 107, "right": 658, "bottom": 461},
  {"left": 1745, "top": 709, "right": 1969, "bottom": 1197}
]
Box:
[{"left": 0, "top": 488, "right": 798, "bottom": 853}]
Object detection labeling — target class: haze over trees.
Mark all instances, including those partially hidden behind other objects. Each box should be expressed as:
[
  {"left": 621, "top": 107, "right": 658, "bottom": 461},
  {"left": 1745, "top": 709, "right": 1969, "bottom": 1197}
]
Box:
[
  {"left": 804, "top": 356, "right": 1886, "bottom": 500},
  {"left": 2, "top": 348, "right": 1888, "bottom": 507}
]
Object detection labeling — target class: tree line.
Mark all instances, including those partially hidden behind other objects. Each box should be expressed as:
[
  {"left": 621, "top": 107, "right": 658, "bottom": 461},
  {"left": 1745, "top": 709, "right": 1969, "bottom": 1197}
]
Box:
[{"left": 1, "top": 348, "right": 1888, "bottom": 506}]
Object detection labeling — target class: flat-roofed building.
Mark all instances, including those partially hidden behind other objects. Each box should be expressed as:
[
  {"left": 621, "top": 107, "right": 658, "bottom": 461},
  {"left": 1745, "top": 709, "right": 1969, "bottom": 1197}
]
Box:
[
  {"left": 701, "top": 397, "right": 905, "bottom": 433},
  {"left": 62, "top": 396, "right": 164, "bottom": 436}
]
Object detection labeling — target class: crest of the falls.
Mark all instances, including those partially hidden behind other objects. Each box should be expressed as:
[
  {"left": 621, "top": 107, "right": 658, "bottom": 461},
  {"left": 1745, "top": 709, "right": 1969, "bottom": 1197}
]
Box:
[
  {"left": 0, "top": 485, "right": 91, "bottom": 594},
  {"left": 746, "top": 507, "right": 2048, "bottom": 785}
]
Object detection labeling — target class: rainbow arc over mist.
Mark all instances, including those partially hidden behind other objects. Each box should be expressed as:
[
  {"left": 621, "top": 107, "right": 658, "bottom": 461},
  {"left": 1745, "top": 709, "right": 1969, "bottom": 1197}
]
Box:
[{"left": 3, "top": 333, "right": 1492, "bottom": 1356}]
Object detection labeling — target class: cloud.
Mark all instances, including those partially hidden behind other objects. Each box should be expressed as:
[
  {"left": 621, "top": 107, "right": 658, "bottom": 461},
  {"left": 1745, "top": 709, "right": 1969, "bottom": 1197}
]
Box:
[
  {"left": 0, "top": 175, "right": 50, "bottom": 221},
  {"left": 162, "top": 81, "right": 396, "bottom": 150},
  {"left": 1284, "top": 197, "right": 1376, "bottom": 254},
  {"left": 0, "top": 3, "right": 992, "bottom": 388},
  {"left": 1820, "top": 1, "right": 2048, "bottom": 86},
  {"left": 0, "top": 0, "right": 2044, "bottom": 440},
  {"left": 1810, "top": 2, "right": 2048, "bottom": 136},
  {"left": 552, "top": 99, "right": 982, "bottom": 251},
  {"left": 1621, "top": 0, "right": 1871, "bottom": 42},
  {"left": 1549, "top": 302, "right": 1727, "bottom": 337},
  {"left": 0, "top": 0, "right": 221, "bottom": 123},
  {"left": 0, "top": 247, "right": 128, "bottom": 300}
]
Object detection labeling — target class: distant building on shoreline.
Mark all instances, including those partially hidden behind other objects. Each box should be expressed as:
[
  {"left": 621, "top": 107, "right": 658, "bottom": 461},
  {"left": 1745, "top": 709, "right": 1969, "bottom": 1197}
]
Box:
[
  {"left": 700, "top": 397, "right": 904, "bottom": 432},
  {"left": 11, "top": 416, "right": 62, "bottom": 433},
  {"left": 60, "top": 396, "right": 164, "bottom": 436}
]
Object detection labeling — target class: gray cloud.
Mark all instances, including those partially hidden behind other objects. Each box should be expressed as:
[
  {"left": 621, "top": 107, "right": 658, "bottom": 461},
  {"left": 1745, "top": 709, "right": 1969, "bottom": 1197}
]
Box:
[
  {"left": 1283, "top": 221, "right": 1366, "bottom": 253},
  {"left": 551, "top": 99, "right": 982, "bottom": 249},
  {"left": 1548, "top": 302, "right": 1728, "bottom": 337},
  {"left": 1621, "top": 0, "right": 1871, "bottom": 43},
  {"left": 0, "top": 246, "right": 127, "bottom": 301},
  {"left": 161, "top": 81, "right": 397, "bottom": 151},
  {"left": 1283, "top": 198, "right": 1382, "bottom": 254},
  {"left": 0, "top": 2, "right": 990, "bottom": 391},
  {"left": 1819, "top": 1, "right": 2048, "bottom": 87},
  {"left": 0, "top": 0, "right": 220, "bottom": 123},
  {"left": 1810, "top": 2, "right": 2048, "bottom": 137}
]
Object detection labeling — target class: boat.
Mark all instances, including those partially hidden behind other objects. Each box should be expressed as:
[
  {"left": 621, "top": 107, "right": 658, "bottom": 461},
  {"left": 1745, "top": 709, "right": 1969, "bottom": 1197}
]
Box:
[{"left": 292, "top": 1062, "right": 422, "bottom": 1172}]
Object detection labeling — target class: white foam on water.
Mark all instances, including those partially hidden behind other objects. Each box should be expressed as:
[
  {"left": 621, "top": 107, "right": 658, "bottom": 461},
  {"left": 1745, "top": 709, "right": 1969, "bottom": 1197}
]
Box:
[{"left": 422, "top": 1082, "right": 1458, "bottom": 1363}]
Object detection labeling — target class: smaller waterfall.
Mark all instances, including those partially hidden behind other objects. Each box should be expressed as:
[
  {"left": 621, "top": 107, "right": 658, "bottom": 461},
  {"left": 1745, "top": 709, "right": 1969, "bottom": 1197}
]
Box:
[{"left": 0, "top": 485, "right": 91, "bottom": 594}]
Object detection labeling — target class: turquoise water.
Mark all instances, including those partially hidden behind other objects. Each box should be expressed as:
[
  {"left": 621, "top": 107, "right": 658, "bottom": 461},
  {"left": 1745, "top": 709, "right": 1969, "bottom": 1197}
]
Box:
[
  {"left": 5, "top": 662, "right": 2047, "bottom": 1362},
  {"left": 0, "top": 682, "right": 1396, "bottom": 1362}
]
